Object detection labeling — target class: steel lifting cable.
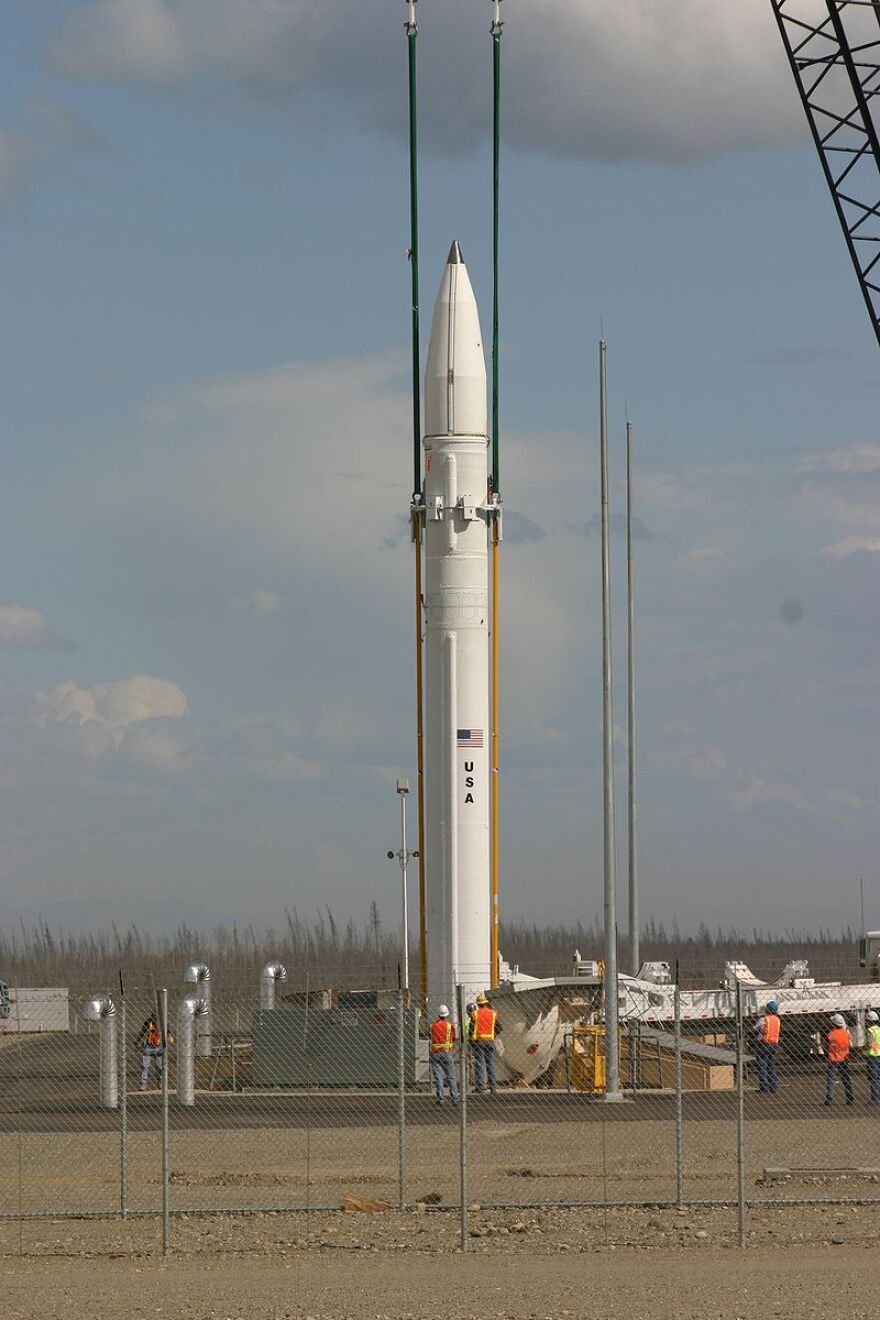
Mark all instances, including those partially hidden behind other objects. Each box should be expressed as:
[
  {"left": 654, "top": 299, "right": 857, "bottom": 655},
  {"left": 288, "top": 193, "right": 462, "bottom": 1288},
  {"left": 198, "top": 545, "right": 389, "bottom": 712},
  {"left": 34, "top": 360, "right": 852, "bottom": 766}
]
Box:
[
  {"left": 490, "top": 0, "right": 503, "bottom": 988},
  {"left": 404, "top": 0, "right": 429, "bottom": 1009}
]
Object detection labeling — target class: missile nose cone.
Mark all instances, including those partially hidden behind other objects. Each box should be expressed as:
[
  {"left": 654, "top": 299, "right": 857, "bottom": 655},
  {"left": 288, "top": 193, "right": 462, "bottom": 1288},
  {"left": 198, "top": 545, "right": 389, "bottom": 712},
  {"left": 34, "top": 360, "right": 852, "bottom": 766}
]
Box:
[{"left": 424, "top": 244, "right": 487, "bottom": 438}]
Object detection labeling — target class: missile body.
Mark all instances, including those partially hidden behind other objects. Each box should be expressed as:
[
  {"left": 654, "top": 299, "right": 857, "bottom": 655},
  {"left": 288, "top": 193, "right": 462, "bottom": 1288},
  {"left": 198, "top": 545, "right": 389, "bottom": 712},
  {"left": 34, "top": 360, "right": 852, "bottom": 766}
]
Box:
[{"left": 422, "top": 242, "right": 493, "bottom": 1010}]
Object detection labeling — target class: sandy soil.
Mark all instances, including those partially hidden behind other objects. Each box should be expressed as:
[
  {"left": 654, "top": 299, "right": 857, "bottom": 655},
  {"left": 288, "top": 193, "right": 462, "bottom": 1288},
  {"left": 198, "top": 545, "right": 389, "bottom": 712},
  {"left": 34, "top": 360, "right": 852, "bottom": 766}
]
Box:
[{"left": 3, "top": 1204, "right": 880, "bottom": 1319}]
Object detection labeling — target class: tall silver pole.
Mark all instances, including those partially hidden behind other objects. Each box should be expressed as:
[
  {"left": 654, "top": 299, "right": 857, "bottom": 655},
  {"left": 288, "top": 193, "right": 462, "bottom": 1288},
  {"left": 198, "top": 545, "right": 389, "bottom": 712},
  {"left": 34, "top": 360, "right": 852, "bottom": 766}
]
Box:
[
  {"left": 400, "top": 791, "right": 410, "bottom": 994},
  {"left": 626, "top": 417, "right": 639, "bottom": 977},
  {"left": 599, "top": 339, "right": 622, "bottom": 1099}
]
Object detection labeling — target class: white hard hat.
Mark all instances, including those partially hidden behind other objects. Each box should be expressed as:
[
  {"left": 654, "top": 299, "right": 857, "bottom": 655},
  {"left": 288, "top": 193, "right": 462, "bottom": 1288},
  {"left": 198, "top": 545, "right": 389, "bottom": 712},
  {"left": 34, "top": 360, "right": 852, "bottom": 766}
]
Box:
[
  {"left": 438, "top": 1004, "right": 450, "bottom": 1018},
  {"left": 830, "top": 1013, "right": 846, "bottom": 1027},
  {"left": 867, "top": 1010, "right": 879, "bottom": 1023}
]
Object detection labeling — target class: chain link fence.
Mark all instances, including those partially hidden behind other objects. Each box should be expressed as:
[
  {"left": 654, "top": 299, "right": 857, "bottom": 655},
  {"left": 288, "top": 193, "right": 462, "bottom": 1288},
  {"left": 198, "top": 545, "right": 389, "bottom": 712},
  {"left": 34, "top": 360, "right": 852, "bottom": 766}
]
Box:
[{"left": 1, "top": 959, "right": 879, "bottom": 1256}]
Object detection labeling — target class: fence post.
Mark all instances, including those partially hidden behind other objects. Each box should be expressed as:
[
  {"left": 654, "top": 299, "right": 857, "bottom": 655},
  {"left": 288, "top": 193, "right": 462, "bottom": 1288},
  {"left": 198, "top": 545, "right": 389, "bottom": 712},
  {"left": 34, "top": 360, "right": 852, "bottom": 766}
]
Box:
[
  {"left": 304, "top": 972, "right": 311, "bottom": 1247},
  {"left": 119, "top": 993, "right": 128, "bottom": 1221},
  {"left": 457, "top": 984, "right": 468, "bottom": 1251},
  {"left": 397, "top": 986, "right": 406, "bottom": 1211},
  {"left": 735, "top": 980, "right": 746, "bottom": 1248},
  {"left": 160, "top": 988, "right": 170, "bottom": 1256},
  {"left": 674, "top": 968, "right": 683, "bottom": 1207},
  {"left": 15, "top": 985, "right": 23, "bottom": 1255}
]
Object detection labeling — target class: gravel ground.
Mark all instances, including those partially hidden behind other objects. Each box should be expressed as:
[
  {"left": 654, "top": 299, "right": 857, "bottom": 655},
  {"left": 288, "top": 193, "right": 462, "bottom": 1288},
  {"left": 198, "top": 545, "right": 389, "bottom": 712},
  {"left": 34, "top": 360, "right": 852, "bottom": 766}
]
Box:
[
  {"left": 3, "top": 1203, "right": 880, "bottom": 1318},
  {"left": 3, "top": 1108, "right": 880, "bottom": 1213}
]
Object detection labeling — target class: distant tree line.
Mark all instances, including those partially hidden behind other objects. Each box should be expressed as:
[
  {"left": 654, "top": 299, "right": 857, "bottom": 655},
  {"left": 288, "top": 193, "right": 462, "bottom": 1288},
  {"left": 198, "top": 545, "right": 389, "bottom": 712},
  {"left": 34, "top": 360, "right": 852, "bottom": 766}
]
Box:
[{"left": 0, "top": 908, "right": 864, "bottom": 994}]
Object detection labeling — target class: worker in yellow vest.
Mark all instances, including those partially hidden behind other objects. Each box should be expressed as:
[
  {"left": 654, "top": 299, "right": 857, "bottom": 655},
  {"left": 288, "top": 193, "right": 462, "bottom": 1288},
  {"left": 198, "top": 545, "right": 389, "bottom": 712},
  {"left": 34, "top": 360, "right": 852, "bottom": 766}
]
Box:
[
  {"left": 864, "top": 1010, "right": 880, "bottom": 1105},
  {"left": 753, "top": 1000, "right": 781, "bottom": 1094},
  {"left": 470, "top": 993, "right": 502, "bottom": 1095},
  {"left": 429, "top": 1005, "right": 459, "bottom": 1105}
]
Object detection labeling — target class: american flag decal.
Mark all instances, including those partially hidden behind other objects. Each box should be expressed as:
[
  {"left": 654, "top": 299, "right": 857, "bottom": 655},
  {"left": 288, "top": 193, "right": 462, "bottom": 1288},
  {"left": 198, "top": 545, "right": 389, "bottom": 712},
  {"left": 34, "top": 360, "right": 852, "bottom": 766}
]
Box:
[{"left": 457, "top": 728, "right": 483, "bottom": 748}]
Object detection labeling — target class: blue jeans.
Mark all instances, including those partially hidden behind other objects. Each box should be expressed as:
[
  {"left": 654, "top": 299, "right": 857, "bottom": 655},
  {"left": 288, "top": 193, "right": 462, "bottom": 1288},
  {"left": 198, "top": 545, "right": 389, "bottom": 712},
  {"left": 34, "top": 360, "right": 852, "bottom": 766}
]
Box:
[
  {"left": 756, "top": 1042, "right": 778, "bottom": 1093},
  {"left": 429, "top": 1052, "right": 459, "bottom": 1102},
  {"left": 866, "top": 1057, "right": 880, "bottom": 1103},
  {"left": 472, "top": 1041, "right": 497, "bottom": 1092},
  {"left": 825, "top": 1060, "right": 853, "bottom": 1103},
  {"left": 140, "top": 1046, "right": 164, "bottom": 1085}
]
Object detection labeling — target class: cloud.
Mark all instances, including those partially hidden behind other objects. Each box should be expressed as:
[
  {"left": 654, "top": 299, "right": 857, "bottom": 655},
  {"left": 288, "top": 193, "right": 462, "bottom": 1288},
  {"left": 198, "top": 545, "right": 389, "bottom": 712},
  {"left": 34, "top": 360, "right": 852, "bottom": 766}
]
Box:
[
  {"left": 0, "top": 605, "right": 73, "bottom": 650},
  {"left": 0, "top": 100, "right": 97, "bottom": 199},
  {"left": 34, "top": 675, "right": 188, "bottom": 754},
  {"left": 682, "top": 546, "right": 725, "bottom": 566},
  {"left": 799, "top": 445, "right": 880, "bottom": 476},
  {"left": 504, "top": 512, "right": 546, "bottom": 544},
  {"left": 826, "top": 788, "right": 877, "bottom": 814},
  {"left": 50, "top": 0, "right": 801, "bottom": 164},
  {"left": 749, "top": 348, "right": 852, "bottom": 367},
  {"left": 572, "top": 512, "right": 665, "bottom": 543},
  {"left": 228, "top": 588, "right": 284, "bottom": 618},
  {"left": 822, "top": 536, "right": 880, "bottom": 558},
  {"left": 778, "top": 596, "right": 804, "bottom": 626},
  {"left": 725, "top": 775, "right": 810, "bottom": 814}
]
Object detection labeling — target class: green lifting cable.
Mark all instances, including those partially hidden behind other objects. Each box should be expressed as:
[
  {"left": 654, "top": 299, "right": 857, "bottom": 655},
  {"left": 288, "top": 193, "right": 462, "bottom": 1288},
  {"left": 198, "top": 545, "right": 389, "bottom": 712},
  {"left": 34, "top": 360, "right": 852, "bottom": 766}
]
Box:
[
  {"left": 491, "top": 4, "right": 503, "bottom": 496},
  {"left": 406, "top": 4, "right": 421, "bottom": 498}
]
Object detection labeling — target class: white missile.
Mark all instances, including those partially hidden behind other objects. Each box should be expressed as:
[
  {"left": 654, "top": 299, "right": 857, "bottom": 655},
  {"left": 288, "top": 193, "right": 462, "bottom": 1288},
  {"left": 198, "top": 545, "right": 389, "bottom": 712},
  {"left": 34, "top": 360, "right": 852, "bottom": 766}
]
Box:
[{"left": 422, "top": 241, "right": 493, "bottom": 1010}]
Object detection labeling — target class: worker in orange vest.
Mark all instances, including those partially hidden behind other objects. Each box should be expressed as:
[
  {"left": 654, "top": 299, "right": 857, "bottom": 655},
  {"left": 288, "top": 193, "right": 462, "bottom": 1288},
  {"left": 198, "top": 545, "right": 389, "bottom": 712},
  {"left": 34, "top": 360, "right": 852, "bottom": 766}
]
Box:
[
  {"left": 753, "top": 1000, "right": 781, "bottom": 1094},
  {"left": 824, "top": 1013, "right": 854, "bottom": 1106},
  {"left": 428, "top": 1005, "right": 459, "bottom": 1105},
  {"left": 470, "top": 993, "right": 502, "bottom": 1095}
]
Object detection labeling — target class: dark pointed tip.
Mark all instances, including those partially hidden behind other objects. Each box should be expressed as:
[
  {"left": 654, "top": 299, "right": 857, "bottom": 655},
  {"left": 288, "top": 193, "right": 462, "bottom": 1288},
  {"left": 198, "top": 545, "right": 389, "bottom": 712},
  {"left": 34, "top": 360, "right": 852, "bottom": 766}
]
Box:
[{"left": 447, "top": 240, "right": 463, "bottom": 265}]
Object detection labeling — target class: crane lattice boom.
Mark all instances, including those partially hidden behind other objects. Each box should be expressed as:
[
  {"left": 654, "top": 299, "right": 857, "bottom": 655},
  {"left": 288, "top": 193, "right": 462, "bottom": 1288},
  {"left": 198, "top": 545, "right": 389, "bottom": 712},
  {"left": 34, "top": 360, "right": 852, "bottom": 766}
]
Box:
[{"left": 771, "top": 0, "right": 880, "bottom": 348}]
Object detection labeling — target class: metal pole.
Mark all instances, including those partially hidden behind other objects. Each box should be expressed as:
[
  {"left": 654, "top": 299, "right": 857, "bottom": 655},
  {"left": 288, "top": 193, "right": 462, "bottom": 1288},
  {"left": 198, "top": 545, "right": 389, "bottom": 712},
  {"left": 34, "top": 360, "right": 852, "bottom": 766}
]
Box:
[
  {"left": 626, "top": 416, "right": 639, "bottom": 977},
  {"left": 405, "top": 0, "right": 428, "bottom": 1013},
  {"left": 458, "top": 983, "right": 468, "bottom": 1251},
  {"left": 674, "top": 969, "right": 683, "bottom": 1207},
  {"left": 119, "top": 995, "right": 128, "bottom": 1220},
  {"left": 304, "top": 971, "right": 311, "bottom": 1246},
  {"left": 397, "top": 986, "right": 406, "bottom": 1211},
  {"left": 406, "top": 0, "right": 420, "bottom": 496},
  {"left": 400, "top": 791, "right": 410, "bottom": 994},
  {"left": 735, "top": 981, "right": 746, "bottom": 1248},
  {"left": 160, "top": 988, "right": 170, "bottom": 1256},
  {"left": 599, "top": 338, "right": 621, "bottom": 1099}
]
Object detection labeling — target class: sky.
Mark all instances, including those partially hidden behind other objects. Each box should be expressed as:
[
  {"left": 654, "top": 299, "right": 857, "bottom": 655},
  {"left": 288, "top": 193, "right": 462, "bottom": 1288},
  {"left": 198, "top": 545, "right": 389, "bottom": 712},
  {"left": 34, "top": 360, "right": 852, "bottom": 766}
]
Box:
[{"left": 0, "top": 0, "right": 878, "bottom": 942}]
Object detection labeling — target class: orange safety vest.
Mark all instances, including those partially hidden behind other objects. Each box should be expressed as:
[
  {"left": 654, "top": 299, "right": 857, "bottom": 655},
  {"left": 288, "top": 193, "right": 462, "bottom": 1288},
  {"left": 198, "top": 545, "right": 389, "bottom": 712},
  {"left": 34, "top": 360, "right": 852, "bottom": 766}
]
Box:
[
  {"left": 827, "top": 1027, "right": 851, "bottom": 1062},
  {"left": 472, "top": 1006, "right": 497, "bottom": 1041},
  {"left": 761, "top": 1014, "right": 781, "bottom": 1045},
  {"left": 430, "top": 1019, "right": 454, "bottom": 1052},
  {"left": 146, "top": 1023, "right": 161, "bottom": 1048}
]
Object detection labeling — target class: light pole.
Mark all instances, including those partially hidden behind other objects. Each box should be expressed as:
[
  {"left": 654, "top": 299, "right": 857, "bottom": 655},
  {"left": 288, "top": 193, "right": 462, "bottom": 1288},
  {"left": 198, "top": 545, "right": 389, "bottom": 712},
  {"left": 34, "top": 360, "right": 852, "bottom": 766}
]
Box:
[{"left": 388, "top": 778, "right": 419, "bottom": 995}]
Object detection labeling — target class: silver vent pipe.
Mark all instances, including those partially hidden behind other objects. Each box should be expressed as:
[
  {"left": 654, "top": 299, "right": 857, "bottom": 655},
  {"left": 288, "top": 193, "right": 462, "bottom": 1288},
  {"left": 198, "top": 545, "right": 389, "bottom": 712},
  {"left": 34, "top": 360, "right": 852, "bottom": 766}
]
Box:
[
  {"left": 183, "top": 961, "right": 212, "bottom": 1056},
  {"left": 177, "top": 994, "right": 209, "bottom": 1106},
  {"left": 84, "top": 993, "right": 118, "bottom": 1109},
  {"left": 260, "top": 961, "right": 288, "bottom": 1011}
]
